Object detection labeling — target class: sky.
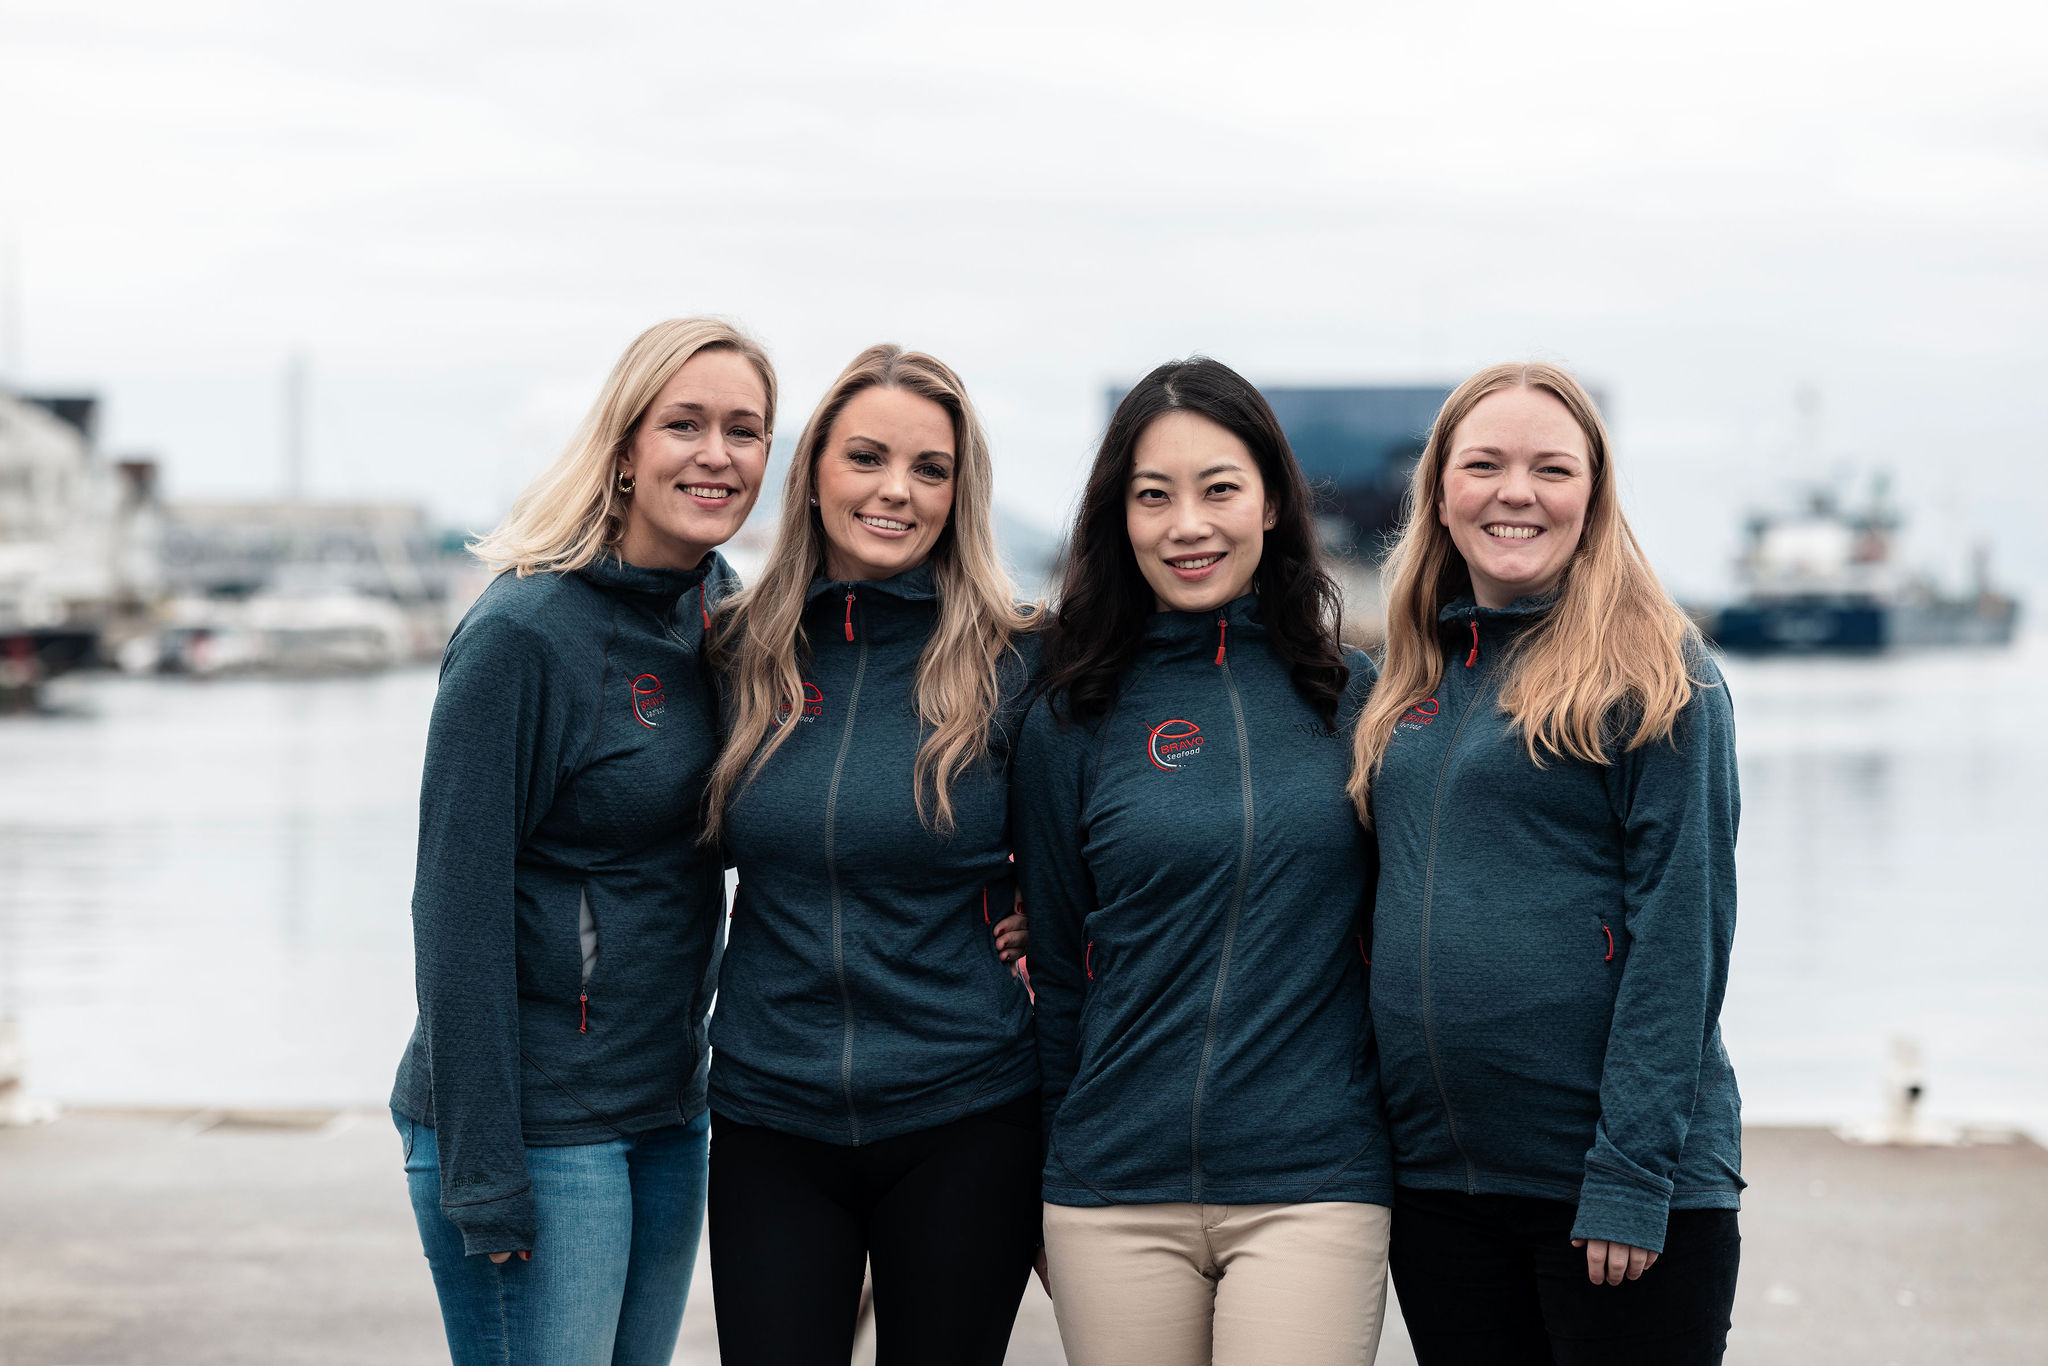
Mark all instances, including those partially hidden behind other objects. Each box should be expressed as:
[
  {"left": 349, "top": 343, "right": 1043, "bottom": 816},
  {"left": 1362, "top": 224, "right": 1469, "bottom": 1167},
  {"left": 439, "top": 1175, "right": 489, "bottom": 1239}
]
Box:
[{"left": 3, "top": 0, "right": 2045, "bottom": 599}]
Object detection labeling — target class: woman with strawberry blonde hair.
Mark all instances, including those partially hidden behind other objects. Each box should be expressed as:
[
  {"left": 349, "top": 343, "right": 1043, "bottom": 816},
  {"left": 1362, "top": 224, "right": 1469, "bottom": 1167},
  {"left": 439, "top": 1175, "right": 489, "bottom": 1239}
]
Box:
[{"left": 1352, "top": 362, "right": 1742, "bottom": 1365}]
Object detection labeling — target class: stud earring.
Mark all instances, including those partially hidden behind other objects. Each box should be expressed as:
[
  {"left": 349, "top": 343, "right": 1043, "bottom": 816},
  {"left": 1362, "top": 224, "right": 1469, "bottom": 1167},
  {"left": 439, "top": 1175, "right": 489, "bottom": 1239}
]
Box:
[
  {"left": 617, "top": 469, "right": 635, "bottom": 495},
  {"left": 809, "top": 495, "right": 819, "bottom": 506}
]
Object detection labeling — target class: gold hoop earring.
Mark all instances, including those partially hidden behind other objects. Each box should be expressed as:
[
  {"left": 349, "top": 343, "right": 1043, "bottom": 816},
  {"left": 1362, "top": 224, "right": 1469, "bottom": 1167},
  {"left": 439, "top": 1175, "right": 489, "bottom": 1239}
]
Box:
[{"left": 617, "top": 469, "right": 635, "bottom": 495}]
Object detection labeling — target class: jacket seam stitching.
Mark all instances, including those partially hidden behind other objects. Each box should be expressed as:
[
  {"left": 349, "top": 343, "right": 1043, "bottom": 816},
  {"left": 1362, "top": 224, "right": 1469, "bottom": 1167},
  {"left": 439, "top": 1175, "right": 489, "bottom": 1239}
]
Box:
[
  {"left": 440, "top": 1183, "right": 531, "bottom": 1211},
  {"left": 518, "top": 1051, "right": 631, "bottom": 1138}
]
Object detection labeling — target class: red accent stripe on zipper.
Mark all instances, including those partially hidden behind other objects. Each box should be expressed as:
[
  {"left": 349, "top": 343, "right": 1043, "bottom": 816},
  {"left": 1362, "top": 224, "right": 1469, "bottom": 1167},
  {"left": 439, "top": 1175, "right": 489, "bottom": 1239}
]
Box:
[
  {"left": 1602, "top": 924, "right": 1615, "bottom": 962},
  {"left": 699, "top": 583, "right": 711, "bottom": 630},
  {"left": 844, "top": 591, "right": 855, "bottom": 642},
  {"left": 982, "top": 886, "right": 990, "bottom": 925},
  {"left": 1356, "top": 932, "right": 1370, "bottom": 966},
  {"left": 1466, "top": 621, "right": 1479, "bottom": 668},
  {"left": 1085, "top": 941, "right": 1094, "bottom": 981},
  {"left": 579, "top": 991, "right": 588, "bottom": 1034},
  {"left": 1214, "top": 616, "right": 1228, "bottom": 666}
]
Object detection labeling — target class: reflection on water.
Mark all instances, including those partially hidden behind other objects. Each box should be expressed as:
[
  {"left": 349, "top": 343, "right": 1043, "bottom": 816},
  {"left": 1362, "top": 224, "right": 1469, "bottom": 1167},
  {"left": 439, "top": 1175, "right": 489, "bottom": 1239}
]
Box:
[
  {"left": 1718, "top": 638, "right": 2048, "bottom": 1135},
  {"left": 2, "top": 642, "right": 2044, "bottom": 1134}
]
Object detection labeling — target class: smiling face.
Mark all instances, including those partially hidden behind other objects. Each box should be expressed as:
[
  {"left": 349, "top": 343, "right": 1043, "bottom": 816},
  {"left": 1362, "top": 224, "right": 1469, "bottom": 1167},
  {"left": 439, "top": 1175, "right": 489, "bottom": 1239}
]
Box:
[
  {"left": 1126, "top": 410, "right": 1275, "bottom": 614},
  {"left": 1436, "top": 384, "right": 1593, "bottom": 609},
  {"left": 814, "top": 385, "right": 957, "bottom": 582},
  {"left": 614, "top": 347, "right": 771, "bottom": 571}
]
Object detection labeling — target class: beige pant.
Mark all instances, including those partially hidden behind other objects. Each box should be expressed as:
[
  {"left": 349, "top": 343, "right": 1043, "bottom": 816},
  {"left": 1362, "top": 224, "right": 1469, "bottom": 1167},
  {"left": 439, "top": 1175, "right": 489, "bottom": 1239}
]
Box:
[{"left": 1042, "top": 1199, "right": 1392, "bottom": 1366}]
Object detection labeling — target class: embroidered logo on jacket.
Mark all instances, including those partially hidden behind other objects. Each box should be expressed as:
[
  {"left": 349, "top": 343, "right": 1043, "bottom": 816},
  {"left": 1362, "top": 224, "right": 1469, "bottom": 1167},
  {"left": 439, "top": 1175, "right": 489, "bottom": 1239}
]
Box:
[
  {"left": 631, "top": 674, "right": 666, "bottom": 728},
  {"left": 1147, "top": 718, "right": 1204, "bottom": 771},
  {"left": 1397, "top": 697, "right": 1439, "bottom": 731},
  {"left": 775, "top": 682, "right": 825, "bottom": 727}
]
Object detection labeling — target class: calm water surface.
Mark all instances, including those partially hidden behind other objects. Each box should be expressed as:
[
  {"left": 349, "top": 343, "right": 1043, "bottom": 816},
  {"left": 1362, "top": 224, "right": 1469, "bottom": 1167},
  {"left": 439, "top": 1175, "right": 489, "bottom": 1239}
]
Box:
[{"left": 2, "top": 642, "right": 2044, "bottom": 1135}]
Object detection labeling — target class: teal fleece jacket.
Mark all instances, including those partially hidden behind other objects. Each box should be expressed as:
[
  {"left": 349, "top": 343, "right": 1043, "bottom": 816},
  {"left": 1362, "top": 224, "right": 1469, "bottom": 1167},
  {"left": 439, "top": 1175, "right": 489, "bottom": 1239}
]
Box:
[
  {"left": 1369, "top": 595, "right": 1743, "bottom": 1253},
  {"left": 1014, "top": 595, "right": 1395, "bottom": 1208},
  {"left": 710, "top": 565, "right": 1041, "bottom": 1145},
  {"left": 391, "top": 553, "right": 733, "bottom": 1256}
]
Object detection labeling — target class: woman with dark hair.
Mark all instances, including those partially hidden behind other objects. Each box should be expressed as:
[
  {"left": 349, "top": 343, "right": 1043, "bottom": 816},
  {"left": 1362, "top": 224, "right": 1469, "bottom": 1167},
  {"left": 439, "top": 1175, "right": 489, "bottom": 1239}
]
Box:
[{"left": 1014, "top": 357, "right": 1395, "bottom": 1366}]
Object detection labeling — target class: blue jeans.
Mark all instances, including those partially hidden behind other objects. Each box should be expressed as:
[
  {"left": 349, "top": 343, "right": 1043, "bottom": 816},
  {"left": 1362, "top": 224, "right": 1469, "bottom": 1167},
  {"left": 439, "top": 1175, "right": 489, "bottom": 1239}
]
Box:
[{"left": 396, "top": 1109, "right": 710, "bottom": 1366}]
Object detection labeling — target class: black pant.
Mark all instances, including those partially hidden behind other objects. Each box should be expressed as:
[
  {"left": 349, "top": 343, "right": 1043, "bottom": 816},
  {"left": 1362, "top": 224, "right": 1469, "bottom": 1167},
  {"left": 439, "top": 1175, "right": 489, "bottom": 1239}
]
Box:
[
  {"left": 707, "top": 1094, "right": 1041, "bottom": 1366},
  {"left": 1390, "top": 1187, "right": 1740, "bottom": 1366}
]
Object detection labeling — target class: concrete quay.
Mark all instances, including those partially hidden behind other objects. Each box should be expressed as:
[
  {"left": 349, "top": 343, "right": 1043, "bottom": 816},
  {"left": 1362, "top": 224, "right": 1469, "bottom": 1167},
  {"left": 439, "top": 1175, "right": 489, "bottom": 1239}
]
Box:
[{"left": 1, "top": 1113, "right": 2042, "bottom": 1365}]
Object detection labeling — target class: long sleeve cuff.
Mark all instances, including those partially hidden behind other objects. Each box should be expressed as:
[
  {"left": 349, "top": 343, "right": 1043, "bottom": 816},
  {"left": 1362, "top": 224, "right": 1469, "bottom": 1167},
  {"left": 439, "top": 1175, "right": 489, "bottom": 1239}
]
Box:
[
  {"left": 1571, "top": 1163, "right": 1673, "bottom": 1253},
  {"left": 444, "top": 1185, "right": 536, "bottom": 1258}
]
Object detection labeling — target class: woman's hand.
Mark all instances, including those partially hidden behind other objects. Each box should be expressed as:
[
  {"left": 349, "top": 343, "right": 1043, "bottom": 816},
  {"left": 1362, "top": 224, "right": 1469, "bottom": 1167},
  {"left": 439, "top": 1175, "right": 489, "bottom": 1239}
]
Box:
[
  {"left": 1571, "top": 1238, "right": 1657, "bottom": 1285},
  {"left": 994, "top": 890, "right": 1030, "bottom": 965},
  {"left": 487, "top": 1250, "right": 531, "bottom": 1265}
]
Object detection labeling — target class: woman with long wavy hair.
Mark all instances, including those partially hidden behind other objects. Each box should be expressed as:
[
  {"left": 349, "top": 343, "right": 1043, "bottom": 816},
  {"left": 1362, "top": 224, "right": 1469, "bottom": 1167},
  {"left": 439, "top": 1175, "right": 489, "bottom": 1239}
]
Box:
[
  {"left": 701, "top": 344, "right": 1041, "bottom": 1366},
  {"left": 1352, "top": 362, "right": 1741, "bottom": 1365},
  {"left": 1014, "top": 357, "right": 1395, "bottom": 1366},
  {"left": 391, "top": 317, "right": 775, "bottom": 1365}
]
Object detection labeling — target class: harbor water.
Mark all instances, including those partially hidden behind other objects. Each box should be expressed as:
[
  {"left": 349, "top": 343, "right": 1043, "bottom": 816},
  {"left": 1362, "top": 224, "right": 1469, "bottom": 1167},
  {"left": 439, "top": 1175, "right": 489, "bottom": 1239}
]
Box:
[{"left": 1, "top": 640, "right": 2045, "bottom": 1138}]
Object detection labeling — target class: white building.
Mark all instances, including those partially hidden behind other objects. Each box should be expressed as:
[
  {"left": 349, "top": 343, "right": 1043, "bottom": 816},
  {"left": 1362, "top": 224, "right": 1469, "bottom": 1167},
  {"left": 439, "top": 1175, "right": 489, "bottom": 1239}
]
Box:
[{"left": 0, "top": 392, "right": 161, "bottom": 627}]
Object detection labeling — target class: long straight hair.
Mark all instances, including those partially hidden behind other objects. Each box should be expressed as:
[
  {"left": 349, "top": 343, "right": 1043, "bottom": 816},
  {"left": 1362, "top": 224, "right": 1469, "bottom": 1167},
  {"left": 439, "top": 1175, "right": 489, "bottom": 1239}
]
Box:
[
  {"left": 1040, "top": 357, "right": 1348, "bottom": 724},
  {"left": 704, "top": 345, "right": 1034, "bottom": 838},
  {"left": 469, "top": 318, "right": 776, "bottom": 576},
  {"left": 1347, "top": 362, "right": 1702, "bottom": 822}
]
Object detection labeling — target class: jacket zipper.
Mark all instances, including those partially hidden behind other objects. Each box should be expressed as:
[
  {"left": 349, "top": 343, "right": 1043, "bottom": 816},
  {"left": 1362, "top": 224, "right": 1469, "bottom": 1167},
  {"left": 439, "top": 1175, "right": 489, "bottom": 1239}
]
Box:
[
  {"left": 578, "top": 887, "right": 596, "bottom": 1035},
  {"left": 1419, "top": 633, "right": 1484, "bottom": 1192},
  {"left": 1187, "top": 627, "right": 1255, "bottom": 1202},
  {"left": 823, "top": 588, "right": 870, "bottom": 1142}
]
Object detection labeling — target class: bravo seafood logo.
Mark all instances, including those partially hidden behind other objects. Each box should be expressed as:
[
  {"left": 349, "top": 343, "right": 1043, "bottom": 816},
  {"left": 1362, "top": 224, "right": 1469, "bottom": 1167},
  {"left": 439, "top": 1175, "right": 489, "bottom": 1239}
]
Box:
[
  {"left": 1397, "top": 697, "right": 1439, "bottom": 731},
  {"left": 775, "top": 682, "right": 825, "bottom": 727},
  {"left": 1147, "top": 718, "right": 1204, "bottom": 771},
  {"left": 631, "top": 674, "right": 666, "bottom": 728}
]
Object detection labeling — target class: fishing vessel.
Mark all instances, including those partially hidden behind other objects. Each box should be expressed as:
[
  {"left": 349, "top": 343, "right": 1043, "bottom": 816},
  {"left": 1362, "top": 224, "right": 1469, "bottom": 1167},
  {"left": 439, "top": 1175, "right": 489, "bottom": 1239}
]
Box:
[{"left": 1705, "top": 478, "right": 2018, "bottom": 653}]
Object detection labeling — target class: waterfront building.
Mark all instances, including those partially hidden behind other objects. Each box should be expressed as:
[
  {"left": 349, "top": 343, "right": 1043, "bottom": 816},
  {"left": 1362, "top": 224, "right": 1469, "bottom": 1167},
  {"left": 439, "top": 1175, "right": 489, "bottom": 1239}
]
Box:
[{"left": 0, "top": 391, "right": 160, "bottom": 631}]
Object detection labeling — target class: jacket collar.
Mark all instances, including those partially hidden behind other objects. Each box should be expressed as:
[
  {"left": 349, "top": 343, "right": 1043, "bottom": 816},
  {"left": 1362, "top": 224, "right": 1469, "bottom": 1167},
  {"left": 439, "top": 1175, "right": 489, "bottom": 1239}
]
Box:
[
  {"left": 575, "top": 549, "right": 720, "bottom": 605},
  {"left": 804, "top": 562, "right": 940, "bottom": 606},
  {"left": 1436, "top": 591, "right": 1553, "bottom": 667},
  {"left": 1437, "top": 591, "right": 1556, "bottom": 628},
  {"left": 1139, "top": 592, "right": 1267, "bottom": 659}
]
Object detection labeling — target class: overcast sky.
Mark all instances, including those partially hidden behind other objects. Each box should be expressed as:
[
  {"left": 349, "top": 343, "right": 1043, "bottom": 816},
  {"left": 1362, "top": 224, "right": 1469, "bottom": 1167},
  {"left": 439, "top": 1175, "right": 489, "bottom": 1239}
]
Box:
[{"left": 4, "top": 0, "right": 2044, "bottom": 597}]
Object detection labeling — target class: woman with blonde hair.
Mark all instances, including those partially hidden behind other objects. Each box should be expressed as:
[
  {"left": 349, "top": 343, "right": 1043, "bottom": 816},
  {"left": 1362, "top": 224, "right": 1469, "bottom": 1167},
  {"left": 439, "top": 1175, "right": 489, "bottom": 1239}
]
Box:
[
  {"left": 390, "top": 317, "right": 775, "bottom": 1366},
  {"left": 702, "top": 344, "right": 1041, "bottom": 1366},
  {"left": 1353, "top": 363, "right": 1742, "bottom": 1364}
]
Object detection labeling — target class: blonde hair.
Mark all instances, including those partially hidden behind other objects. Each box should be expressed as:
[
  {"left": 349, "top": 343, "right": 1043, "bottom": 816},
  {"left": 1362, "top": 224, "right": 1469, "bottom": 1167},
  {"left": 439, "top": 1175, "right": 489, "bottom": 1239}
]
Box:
[
  {"left": 471, "top": 318, "right": 777, "bottom": 576},
  {"left": 705, "top": 344, "right": 1035, "bottom": 837},
  {"left": 1348, "top": 362, "right": 1702, "bottom": 822}
]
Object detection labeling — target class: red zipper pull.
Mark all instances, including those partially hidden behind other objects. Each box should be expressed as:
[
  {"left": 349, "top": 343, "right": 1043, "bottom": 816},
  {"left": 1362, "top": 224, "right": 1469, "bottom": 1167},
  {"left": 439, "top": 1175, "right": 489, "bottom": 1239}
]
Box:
[
  {"left": 1465, "top": 621, "right": 1479, "bottom": 669},
  {"left": 1214, "top": 616, "right": 1228, "bottom": 666},
  {"left": 1602, "top": 924, "right": 1615, "bottom": 962},
  {"left": 579, "top": 991, "right": 588, "bottom": 1034},
  {"left": 699, "top": 583, "right": 711, "bottom": 630},
  {"left": 1085, "top": 941, "right": 1094, "bottom": 980},
  {"left": 844, "top": 590, "right": 856, "bottom": 642}
]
